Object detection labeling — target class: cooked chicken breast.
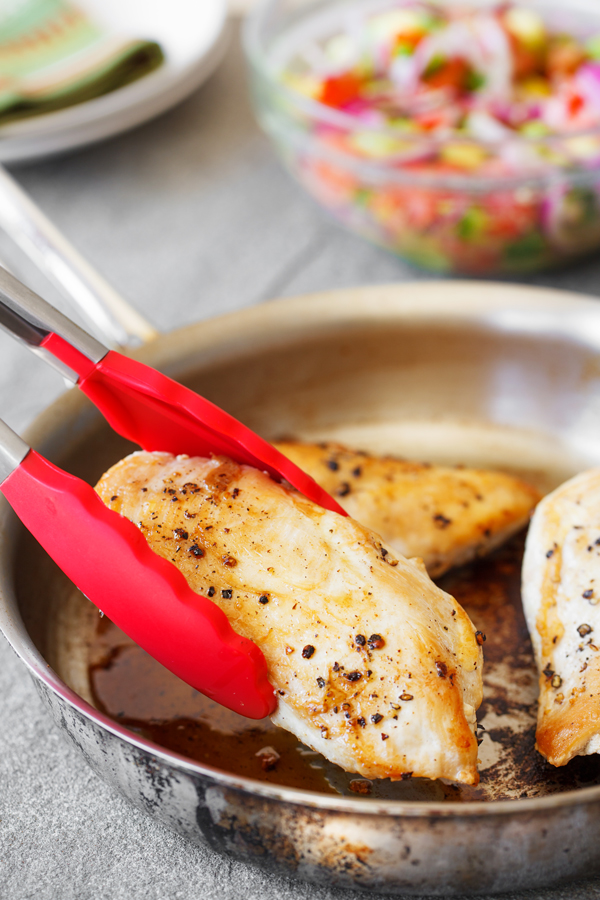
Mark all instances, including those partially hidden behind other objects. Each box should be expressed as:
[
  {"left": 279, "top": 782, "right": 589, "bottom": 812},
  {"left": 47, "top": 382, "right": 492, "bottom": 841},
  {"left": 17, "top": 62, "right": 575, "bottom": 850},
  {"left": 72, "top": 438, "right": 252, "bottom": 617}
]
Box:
[
  {"left": 522, "top": 469, "right": 600, "bottom": 767},
  {"left": 96, "top": 451, "right": 484, "bottom": 784},
  {"left": 275, "top": 441, "right": 540, "bottom": 578}
]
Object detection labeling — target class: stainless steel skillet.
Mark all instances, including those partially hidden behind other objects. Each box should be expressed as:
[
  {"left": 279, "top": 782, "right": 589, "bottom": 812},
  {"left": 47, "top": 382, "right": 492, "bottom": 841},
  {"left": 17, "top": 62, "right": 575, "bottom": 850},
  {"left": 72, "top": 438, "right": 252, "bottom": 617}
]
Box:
[{"left": 2, "top": 167, "right": 600, "bottom": 895}]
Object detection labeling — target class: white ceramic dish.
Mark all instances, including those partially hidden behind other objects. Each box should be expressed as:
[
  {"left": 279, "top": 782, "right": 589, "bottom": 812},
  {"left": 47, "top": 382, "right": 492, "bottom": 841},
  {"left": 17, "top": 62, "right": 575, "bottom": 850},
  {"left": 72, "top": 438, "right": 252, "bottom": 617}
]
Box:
[{"left": 0, "top": 0, "right": 229, "bottom": 163}]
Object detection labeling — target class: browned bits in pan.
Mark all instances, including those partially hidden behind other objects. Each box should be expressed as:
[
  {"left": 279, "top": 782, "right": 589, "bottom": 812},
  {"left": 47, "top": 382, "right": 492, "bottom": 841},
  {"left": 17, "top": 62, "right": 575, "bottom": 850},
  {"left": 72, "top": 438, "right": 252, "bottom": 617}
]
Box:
[
  {"left": 349, "top": 779, "right": 372, "bottom": 794},
  {"left": 577, "top": 624, "right": 593, "bottom": 637},
  {"left": 302, "top": 645, "right": 315, "bottom": 659},
  {"left": 222, "top": 555, "right": 237, "bottom": 567},
  {"left": 189, "top": 544, "right": 204, "bottom": 558},
  {"left": 174, "top": 529, "right": 188, "bottom": 540},
  {"left": 475, "top": 631, "right": 486, "bottom": 645},
  {"left": 255, "top": 746, "right": 280, "bottom": 772},
  {"left": 435, "top": 661, "right": 448, "bottom": 678},
  {"left": 344, "top": 671, "right": 362, "bottom": 682}
]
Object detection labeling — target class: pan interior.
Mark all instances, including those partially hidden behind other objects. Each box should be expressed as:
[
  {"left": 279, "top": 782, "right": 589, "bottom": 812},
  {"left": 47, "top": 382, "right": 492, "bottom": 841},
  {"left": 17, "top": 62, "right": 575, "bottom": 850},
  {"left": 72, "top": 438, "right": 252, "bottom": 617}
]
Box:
[{"left": 15, "top": 304, "right": 600, "bottom": 804}]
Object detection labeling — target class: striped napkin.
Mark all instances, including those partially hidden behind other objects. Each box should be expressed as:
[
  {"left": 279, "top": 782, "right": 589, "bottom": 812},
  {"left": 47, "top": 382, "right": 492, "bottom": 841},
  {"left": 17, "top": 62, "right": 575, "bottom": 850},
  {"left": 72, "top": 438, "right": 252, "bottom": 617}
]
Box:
[{"left": 0, "top": 0, "right": 164, "bottom": 125}]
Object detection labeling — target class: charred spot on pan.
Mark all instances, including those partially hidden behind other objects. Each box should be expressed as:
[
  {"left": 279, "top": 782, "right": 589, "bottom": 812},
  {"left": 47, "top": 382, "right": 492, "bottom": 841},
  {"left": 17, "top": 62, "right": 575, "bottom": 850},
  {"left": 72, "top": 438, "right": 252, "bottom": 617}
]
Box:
[
  {"left": 207, "top": 586, "right": 215, "bottom": 598},
  {"left": 259, "top": 595, "right": 269, "bottom": 605},
  {"left": 222, "top": 555, "right": 237, "bottom": 567},
  {"left": 232, "top": 488, "right": 240, "bottom": 499},
  {"left": 174, "top": 529, "right": 189, "bottom": 541},
  {"left": 433, "top": 513, "right": 452, "bottom": 529},
  {"left": 184, "top": 511, "right": 196, "bottom": 519},
  {"left": 546, "top": 544, "right": 557, "bottom": 558},
  {"left": 355, "top": 634, "right": 366, "bottom": 647},
  {"left": 110, "top": 495, "right": 118, "bottom": 502},
  {"left": 475, "top": 631, "right": 486, "bottom": 645},
  {"left": 221, "top": 589, "right": 233, "bottom": 599},
  {"left": 189, "top": 544, "right": 204, "bottom": 558},
  {"left": 578, "top": 624, "right": 593, "bottom": 637},
  {"left": 356, "top": 717, "right": 366, "bottom": 728},
  {"left": 316, "top": 677, "right": 326, "bottom": 688},
  {"left": 332, "top": 661, "right": 340, "bottom": 672},
  {"left": 140, "top": 487, "right": 147, "bottom": 492},
  {"left": 302, "top": 645, "right": 315, "bottom": 659},
  {"left": 543, "top": 664, "right": 554, "bottom": 680},
  {"left": 344, "top": 671, "right": 362, "bottom": 682},
  {"left": 435, "top": 661, "right": 448, "bottom": 678},
  {"left": 371, "top": 713, "right": 383, "bottom": 724},
  {"left": 381, "top": 733, "right": 389, "bottom": 741}
]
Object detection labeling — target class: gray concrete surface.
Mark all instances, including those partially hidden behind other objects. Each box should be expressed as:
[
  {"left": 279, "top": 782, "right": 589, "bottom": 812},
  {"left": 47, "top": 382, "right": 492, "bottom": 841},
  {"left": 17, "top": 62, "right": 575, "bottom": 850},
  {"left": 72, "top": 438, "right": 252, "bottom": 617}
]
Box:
[{"left": 3, "top": 19, "right": 600, "bottom": 900}]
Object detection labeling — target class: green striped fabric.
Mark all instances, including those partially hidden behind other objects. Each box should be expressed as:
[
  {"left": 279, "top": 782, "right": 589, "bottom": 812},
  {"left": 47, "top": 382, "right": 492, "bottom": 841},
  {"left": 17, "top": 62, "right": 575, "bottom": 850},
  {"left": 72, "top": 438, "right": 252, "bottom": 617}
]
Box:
[{"left": 0, "top": 0, "right": 164, "bottom": 124}]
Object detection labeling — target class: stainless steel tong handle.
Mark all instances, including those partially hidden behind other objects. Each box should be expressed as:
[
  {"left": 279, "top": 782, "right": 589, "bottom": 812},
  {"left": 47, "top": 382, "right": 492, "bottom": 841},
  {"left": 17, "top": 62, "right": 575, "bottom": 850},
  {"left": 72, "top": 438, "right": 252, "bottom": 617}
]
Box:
[
  {"left": 0, "top": 166, "right": 158, "bottom": 349},
  {"left": 0, "top": 266, "right": 107, "bottom": 380},
  {"left": 0, "top": 419, "right": 28, "bottom": 485}
]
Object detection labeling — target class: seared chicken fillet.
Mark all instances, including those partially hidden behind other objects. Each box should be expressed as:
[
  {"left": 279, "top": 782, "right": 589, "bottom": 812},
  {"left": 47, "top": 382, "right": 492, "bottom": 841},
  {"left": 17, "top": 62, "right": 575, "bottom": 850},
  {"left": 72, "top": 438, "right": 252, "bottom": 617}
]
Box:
[
  {"left": 96, "top": 451, "right": 483, "bottom": 784},
  {"left": 523, "top": 469, "right": 600, "bottom": 767},
  {"left": 275, "top": 441, "right": 540, "bottom": 578}
]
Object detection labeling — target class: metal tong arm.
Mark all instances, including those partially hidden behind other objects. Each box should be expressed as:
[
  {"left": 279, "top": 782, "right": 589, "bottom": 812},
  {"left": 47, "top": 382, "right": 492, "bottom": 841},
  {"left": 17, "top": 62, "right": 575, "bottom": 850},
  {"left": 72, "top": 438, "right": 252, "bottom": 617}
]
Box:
[
  {"left": 0, "top": 419, "right": 28, "bottom": 486},
  {"left": 0, "top": 165, "right": 158, "bottom": 348},
  {"left": 0, "top": 265, "right": 108, "bottom": 382}
]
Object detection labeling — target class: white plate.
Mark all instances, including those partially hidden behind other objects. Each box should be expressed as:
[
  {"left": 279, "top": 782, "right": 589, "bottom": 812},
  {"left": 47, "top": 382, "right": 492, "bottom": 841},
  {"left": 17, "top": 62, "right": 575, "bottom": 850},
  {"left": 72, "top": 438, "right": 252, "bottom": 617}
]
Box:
[{"left": 0, "top": 0, "right": 229, "bottom": 163}]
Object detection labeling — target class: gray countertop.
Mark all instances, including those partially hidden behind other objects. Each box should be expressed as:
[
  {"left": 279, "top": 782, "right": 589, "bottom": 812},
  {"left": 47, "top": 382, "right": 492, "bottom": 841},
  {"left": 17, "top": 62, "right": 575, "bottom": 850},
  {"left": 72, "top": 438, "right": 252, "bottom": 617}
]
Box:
[{"left": 2, "top": 19, "right": 600, "bottom": 900}]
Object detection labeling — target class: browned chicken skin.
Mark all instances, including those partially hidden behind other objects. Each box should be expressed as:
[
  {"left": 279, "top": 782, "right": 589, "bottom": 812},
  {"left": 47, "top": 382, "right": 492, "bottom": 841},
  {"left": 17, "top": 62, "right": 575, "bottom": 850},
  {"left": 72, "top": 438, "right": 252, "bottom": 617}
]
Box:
[
  {"left": 275, "top": 441, "right": 540, "bottom": 577},
  {"left": 96, "top": 451, "right": 483, "bottom": 784}
]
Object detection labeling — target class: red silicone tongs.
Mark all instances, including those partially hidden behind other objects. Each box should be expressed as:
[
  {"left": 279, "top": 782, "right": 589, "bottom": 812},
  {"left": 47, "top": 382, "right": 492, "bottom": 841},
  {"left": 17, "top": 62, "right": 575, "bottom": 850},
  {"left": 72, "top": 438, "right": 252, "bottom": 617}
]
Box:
[{"left": 0, "top": 267, "right": 346, "bottom": 719}]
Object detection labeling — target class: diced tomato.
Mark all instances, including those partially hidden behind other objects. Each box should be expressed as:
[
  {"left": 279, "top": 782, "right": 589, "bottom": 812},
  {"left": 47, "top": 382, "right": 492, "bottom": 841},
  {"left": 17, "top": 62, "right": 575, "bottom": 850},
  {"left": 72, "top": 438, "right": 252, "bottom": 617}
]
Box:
[{"left": 320, "top": 73, "right": 363, "bottom": 108}]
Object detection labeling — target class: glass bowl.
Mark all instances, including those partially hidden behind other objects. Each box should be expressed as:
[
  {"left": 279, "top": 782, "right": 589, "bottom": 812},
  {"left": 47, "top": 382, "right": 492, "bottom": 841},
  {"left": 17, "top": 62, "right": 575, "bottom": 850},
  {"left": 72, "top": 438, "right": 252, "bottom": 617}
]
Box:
[{"left": 244, "top": 0, "right": 600, "bottom": 275}]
